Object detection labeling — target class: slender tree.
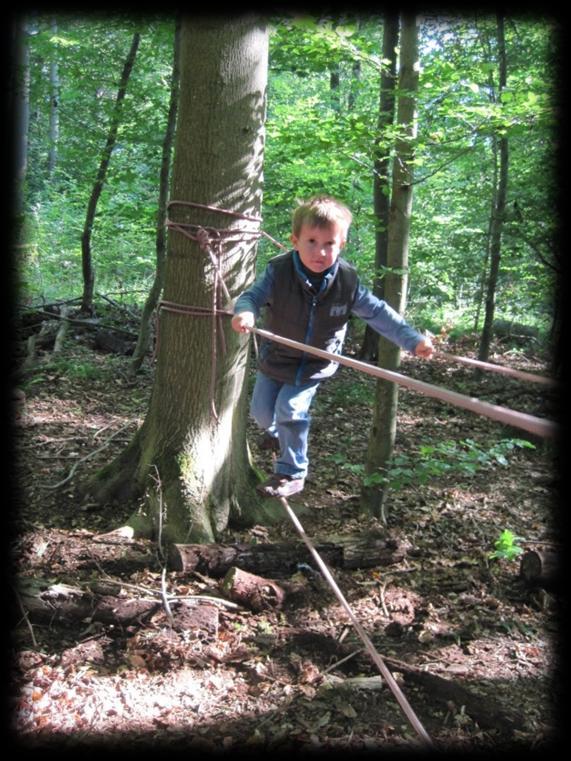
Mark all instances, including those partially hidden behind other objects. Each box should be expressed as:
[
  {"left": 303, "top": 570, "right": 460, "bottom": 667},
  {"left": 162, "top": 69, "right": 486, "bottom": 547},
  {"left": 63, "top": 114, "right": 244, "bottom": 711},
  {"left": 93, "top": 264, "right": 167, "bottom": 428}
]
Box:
[
  {"left": 84, "top": 16, "right": 271, "bottom": 544},
  {"left": 478, "top": 13, "right": 509, "bottom": 363},
  {"left": 12, "top": 18, "right": 30, "bottom": 227},
  {"left": 80, "top": 31, "right": 140, "bottom": 315},
  {"left": 47, "top": 18, "right": 60, "bottom": 179},
  {"left": 360, "top": 14, "right": 399, "bottom": 361},
  {"left": 130, "top": 19, "right": 181, "bottom": 374},
  {"left": 361, "top": 14, "right": 419, "bottom": 520}
]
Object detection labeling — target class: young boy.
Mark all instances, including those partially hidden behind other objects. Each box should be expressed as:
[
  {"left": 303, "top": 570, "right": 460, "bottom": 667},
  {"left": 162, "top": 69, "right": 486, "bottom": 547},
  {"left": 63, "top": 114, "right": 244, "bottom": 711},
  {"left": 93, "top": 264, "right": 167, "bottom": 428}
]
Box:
[{"left": 231, "top": 195, "right": 433, "bottom": 498}]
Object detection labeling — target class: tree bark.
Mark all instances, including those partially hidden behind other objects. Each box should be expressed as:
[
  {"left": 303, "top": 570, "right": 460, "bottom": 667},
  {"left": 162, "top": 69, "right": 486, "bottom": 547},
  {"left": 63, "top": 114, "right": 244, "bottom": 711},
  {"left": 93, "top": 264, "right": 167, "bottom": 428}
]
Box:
[
  {"left": 360, "top": 14, "right": 398, "bottom": 362},
  {"left": 11, "top": 18, "right": 30, "bottom": 228},
  {"left": 519, "top": 549, "right": 559, "bottom": 591},
  {"left": 47, "top": 18, "right": 60, "bottom": 179},
  {"left": 130, "top": 19, "right": 181, "bottom": 374},
  {"left": 80, "top": 32, "right": 141, "bottom": 315},
  {"left": 169, "top": 533, "right": 409, "bottom": 577},
  {"left": 361, "top": 14, "right": 419, "bottom": 520},
  {"left": 18, "top": 578, "right": 221, "bottom": 631},
  {"left": 83, "top": 17, "right": 271, "bottom": 544},
  {"left": 478, "top": 14, "right": 508, "bottom": 363},
  {"left": 221, "top": 567, "right": 285, "bottom": 611}
]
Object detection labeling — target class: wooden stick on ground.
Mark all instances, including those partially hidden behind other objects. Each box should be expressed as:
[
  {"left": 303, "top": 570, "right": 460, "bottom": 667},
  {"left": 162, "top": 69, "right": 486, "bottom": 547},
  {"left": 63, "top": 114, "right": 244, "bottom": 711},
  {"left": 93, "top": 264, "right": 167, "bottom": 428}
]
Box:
[{"left": 277, "top": 493, "right": 433, "bottom": 748}]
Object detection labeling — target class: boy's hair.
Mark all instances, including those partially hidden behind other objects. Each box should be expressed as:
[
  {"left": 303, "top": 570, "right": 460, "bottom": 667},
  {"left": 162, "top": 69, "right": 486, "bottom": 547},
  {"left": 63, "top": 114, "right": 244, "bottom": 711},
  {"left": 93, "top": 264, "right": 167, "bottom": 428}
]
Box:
[{"left": 292, "top": 195, "right": 352, "bottom": 237}]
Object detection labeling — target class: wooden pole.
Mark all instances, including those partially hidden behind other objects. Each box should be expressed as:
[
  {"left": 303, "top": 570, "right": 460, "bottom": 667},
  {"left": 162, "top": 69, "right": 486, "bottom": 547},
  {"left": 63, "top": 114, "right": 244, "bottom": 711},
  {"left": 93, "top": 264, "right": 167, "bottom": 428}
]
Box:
[{"left": 251, "top": 327, "right": 557, "bottom": 440}]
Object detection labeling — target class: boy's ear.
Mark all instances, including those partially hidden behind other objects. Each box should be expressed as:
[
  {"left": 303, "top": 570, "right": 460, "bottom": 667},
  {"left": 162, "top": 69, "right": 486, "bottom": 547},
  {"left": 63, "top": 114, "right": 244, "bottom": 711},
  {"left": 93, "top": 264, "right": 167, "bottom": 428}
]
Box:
[{"left": 290, "top": 233, "right": 299, "bottom": 247}]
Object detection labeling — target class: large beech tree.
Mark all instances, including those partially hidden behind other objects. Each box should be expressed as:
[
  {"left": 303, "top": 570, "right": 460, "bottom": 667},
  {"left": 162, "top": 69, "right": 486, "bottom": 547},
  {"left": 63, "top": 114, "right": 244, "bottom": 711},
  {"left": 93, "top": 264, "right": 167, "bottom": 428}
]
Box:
[{"left": 84, "top": 16, "right": 272, "bottom": 543}]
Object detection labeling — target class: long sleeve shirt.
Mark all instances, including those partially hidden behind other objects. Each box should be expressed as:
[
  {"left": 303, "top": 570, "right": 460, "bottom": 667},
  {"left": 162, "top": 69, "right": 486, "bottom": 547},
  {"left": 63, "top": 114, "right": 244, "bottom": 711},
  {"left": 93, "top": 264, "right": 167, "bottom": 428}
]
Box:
[{"left": 234, "top": 250, "right": 422, "bottom": 383}]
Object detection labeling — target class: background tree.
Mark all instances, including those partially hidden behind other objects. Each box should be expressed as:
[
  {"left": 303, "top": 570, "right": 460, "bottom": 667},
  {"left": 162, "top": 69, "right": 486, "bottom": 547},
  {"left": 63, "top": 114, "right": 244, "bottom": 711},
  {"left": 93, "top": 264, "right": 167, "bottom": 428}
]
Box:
[
  {"left": 361, "top": 14, "right": 420, "bottom": 520},
  {"left": 11, "top": 17, "right": 30, "bottom": 230},
  {"left": 478, "top": 13, "right": 509, "bottom": 363},
  {"left": 84, "top": 16, "right": 271, "bottom": 544},
  {"left": 80, "top": 30, "right": 140, "bottom": 314},
  {"left": 130, "top": 19, "right": 180, "bottom": 375},
  {"left": 360, "top": 14, "right": 399, "bottom": 361},
  {"left": 47, "top": 18, "right": 59, "bottom": 179}
]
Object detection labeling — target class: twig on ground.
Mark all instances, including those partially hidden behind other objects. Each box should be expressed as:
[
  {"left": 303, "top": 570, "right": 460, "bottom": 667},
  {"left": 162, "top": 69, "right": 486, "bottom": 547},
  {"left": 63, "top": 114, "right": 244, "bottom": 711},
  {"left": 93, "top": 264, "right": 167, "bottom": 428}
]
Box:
[
  {"left": 83, "top": 570, "right": 240, "bottom": 609},
  {"left": 321, "top": 648, "right": 363, "bottom": 676},
  {"left": 43, "top": 422, "right": 134, "bottom": 490},
  {"left": 13, "top": 586, "right": 38, "bottom": 647}
]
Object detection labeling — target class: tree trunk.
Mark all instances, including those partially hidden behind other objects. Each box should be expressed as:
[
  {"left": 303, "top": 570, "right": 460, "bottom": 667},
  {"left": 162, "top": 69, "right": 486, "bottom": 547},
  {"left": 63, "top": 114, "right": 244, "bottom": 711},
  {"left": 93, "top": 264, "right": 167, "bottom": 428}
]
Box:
[
  {"left": 11, "top": 18, "right": 30, "bottom": 227},
  {"left": 130, "top": 19, "right": 181, "bottom": 374},
  {"left": 473, "top": 60, "right": 498, "bottom": 333},
  {"left": 519, "top": 549, "right": 559, "bottom": 591},
  {"left": 80, "top": 32, "right": 141, "bottom": 315},
  {"left": 361, "top": 14, "right": 419, "bottom": 520},
  {"left": 360, "top": 14, "right": 399, "bottom": 361},
  {"left": 221, "top": 567, "right": 285, "bottom": 611},
  {"left": 478, "top": 14, "right": 508, "bottom": 363},
  {"left": 330, "top": 62, "right": 341, "bottom": 111},
  {"left": 169, "top": 533, "right": 409, "bottom": 577},
  {"left": 347, "top": 56, "right": 362, "bottom": 112},
  {"left": 47, "top": 18, "right": 60, "bottom": 179},
  {"left": 83, "top": 17, "right": 271, "bottom": 544}
]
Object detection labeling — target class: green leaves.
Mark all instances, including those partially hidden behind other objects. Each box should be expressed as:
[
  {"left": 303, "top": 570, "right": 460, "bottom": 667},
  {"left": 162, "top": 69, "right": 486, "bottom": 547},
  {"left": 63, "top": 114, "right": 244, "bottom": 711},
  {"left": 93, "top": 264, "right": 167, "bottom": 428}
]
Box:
[
  {"left": 489, "top": 529, "right": 524, "bottom": 561},
  {"left": 363, "top": 437, "right": 535, "bottom": 492},
  {"left": 21, "top": 12, "right": 556, "bottom": 331}
]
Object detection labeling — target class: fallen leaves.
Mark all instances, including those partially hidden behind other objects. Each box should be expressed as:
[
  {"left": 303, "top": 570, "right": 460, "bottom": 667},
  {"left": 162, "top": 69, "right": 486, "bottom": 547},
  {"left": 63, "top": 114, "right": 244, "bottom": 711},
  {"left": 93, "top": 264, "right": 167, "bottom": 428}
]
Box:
[{"left": 11, "top": 335, "right": 559, "bottom": 750}]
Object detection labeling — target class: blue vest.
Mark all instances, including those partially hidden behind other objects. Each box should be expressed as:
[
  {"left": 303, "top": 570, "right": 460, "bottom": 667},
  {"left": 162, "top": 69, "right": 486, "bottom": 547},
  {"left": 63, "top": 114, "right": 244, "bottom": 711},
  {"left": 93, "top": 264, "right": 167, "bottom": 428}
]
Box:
[{"left": 258, "top": 251, "right": 359, "bottom": 385}]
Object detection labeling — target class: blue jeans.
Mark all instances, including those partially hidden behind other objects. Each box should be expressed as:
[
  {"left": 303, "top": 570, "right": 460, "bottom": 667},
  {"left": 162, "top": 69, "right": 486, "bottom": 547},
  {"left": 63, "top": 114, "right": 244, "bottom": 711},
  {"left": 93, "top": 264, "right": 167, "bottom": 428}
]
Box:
[{"left": 250, "top": 372, "right": 320, "bottom": 480}]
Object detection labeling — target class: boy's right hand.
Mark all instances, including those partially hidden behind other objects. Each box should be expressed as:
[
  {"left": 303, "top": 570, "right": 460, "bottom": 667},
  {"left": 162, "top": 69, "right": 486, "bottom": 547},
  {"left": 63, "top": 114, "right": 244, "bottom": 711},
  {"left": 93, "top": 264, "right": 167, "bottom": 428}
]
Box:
[{"left": 231, "top": 311, "right": 255, "bottom": 333}]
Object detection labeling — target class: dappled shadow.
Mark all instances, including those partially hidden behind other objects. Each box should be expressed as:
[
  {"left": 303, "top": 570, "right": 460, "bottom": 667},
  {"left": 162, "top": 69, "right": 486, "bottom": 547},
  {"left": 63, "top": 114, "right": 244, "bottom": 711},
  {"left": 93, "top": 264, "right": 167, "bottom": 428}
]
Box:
[{"left": 12, "top": 319, "right": 560, "bottom": 752}]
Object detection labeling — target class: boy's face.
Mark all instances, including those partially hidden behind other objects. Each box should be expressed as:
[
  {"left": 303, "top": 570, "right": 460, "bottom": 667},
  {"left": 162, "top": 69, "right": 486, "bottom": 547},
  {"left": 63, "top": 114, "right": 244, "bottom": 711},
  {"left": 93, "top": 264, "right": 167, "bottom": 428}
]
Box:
[{"left": 291, "top": 223, "right": 346, "bottom": 274}]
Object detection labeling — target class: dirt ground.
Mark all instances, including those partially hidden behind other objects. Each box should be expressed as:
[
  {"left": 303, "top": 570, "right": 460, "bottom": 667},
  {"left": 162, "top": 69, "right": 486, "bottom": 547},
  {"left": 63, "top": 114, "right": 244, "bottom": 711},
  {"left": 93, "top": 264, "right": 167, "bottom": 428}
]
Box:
[{"left": 9, "top": 317, "right": 563, "bottom": 752}]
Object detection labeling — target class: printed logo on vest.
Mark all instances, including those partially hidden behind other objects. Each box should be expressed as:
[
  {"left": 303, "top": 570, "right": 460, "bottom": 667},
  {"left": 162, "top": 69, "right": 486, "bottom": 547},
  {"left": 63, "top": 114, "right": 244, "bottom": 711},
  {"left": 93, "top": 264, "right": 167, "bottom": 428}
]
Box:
[{"left": 329, "top": 304, "right": 348, "bottom": 317}]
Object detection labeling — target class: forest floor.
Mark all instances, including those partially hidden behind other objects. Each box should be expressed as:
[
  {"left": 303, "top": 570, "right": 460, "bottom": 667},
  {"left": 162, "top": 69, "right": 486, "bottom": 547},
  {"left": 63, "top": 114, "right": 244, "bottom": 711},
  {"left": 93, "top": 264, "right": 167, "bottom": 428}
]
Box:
[{"left": 9, "top": 308, "right": 563, "bottom": 754}]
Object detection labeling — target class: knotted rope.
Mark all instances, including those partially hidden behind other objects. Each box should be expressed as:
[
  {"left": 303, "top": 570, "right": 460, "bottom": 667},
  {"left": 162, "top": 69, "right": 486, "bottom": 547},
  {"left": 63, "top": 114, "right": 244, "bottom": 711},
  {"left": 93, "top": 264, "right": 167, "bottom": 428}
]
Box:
[{"left": 160, "top": 200, "right": 276, "bottom": 420}]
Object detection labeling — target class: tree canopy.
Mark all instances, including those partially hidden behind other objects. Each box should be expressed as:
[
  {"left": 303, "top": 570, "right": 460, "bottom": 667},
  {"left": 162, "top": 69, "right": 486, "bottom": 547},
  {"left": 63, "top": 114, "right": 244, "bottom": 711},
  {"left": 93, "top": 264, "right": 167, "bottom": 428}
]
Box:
[{"left": 15, "top": 13, "right": 558, "bottom": 346}]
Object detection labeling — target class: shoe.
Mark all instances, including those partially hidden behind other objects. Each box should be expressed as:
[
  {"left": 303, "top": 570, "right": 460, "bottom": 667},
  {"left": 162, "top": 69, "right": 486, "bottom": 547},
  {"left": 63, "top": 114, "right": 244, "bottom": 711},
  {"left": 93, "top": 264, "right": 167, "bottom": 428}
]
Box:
[
  {"left": 259, "top": 432, "right": 280, "bottom": 453},
  {"left": 256, "top": 474, "right": 305, "bottom": 498}
]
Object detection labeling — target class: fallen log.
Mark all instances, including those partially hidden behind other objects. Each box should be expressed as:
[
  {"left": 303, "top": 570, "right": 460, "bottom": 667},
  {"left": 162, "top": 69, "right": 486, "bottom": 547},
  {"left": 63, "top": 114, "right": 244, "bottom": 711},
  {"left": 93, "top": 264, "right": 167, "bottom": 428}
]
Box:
[
  {"left": 17, "top": 579, "right": 159, "bottom": 626},
  {"left": 221, "top": 566, "right": 285, "bottom": 611},
  {"left": 169, "top": 533, "right": 409, "bottom": 578},
  {"left": 16, "top": 578, "right": 220, "bottom": 633},
  {"left": 519, "top": 549, "right": 560, "bottom": 591},
  {"left": 52, "top": 305, "right": 70, "bottom": 354}
]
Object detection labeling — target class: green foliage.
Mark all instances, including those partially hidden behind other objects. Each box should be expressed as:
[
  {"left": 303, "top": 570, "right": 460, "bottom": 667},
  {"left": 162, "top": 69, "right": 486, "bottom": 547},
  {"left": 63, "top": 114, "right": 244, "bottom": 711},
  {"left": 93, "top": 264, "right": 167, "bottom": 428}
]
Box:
[
  {"left": 21, "top": 17, "right": 174, "bottom": 302},
  {"left": 18, "top": 13, "right": 557, "bottom": 343},
  {"left": 24, "top": 355, "right": 106, "bottom": 386},
  {"left": 489, "top": 529, "right": 524, "bottom": 561},
  {"left": 359, "top": 437, "right": 535, "bottom": 491}
]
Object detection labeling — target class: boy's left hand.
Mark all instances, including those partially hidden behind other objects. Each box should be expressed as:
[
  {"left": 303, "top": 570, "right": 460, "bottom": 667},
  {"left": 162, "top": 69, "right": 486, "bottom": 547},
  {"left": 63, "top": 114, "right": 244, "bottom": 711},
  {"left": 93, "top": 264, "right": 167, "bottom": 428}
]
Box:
[{"left": 414, "top": 336, "right": 434, "bottom": 359}]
